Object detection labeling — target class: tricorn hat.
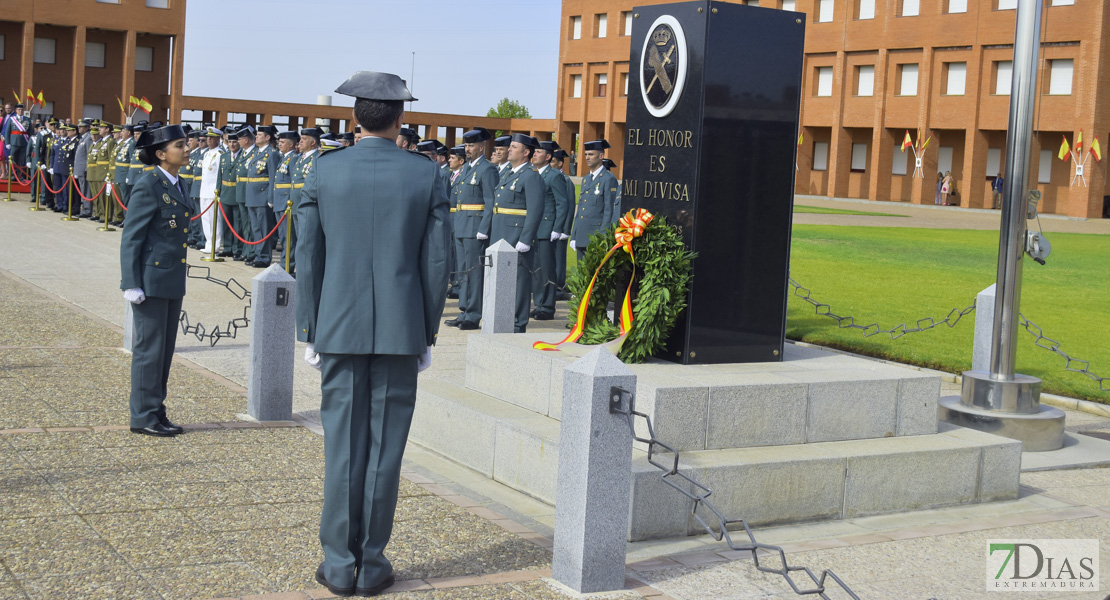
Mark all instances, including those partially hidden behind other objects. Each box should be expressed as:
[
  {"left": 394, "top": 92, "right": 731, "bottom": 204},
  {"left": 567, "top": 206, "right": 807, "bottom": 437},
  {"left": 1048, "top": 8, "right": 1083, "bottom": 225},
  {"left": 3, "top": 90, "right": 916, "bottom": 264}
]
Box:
[
  {"left": 493, "top": 135, "right": 511, "bottom": 148},
  {"left": 583, "top": 139, "right": 611, "bottom": 152},
  {"left": 137, "top": 124, "right": 186, "bottom": 149},
  {"left": 299, "top": 127, "right": 322, "bottom": 139},
  {"left": 462, "top": 128, "right": 492, "bottom": 144},
  {"left": 510, "top": 133, "right": 539, "bottom": 149},
  {"left": 334, "top": 71, "right": 416, "bottom": 102}
]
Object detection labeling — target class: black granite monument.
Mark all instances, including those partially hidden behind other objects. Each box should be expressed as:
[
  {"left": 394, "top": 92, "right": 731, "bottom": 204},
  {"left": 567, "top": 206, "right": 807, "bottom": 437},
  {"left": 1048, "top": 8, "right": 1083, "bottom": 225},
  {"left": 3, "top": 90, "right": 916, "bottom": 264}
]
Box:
[{"left": 623, "top": 1, "right": 805, "bottom": 364}]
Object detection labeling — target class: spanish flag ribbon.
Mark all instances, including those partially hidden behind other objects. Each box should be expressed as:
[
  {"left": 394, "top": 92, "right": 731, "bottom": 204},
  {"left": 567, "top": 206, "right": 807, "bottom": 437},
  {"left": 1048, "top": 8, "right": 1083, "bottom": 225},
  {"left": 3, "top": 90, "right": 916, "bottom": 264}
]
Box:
[
  {"left": 1059, "top": 135, "right": 1071, "bottom": 162},
  {"left": 533, "top": 209, "right": 654, "bottom": 353}
]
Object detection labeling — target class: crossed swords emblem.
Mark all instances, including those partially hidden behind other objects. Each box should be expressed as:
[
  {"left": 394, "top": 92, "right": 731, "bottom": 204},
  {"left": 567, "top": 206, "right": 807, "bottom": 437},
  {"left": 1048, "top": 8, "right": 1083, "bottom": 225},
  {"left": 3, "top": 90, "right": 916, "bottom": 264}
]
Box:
[{"left": 646, "top": 40, "right": 676, "bottom": 95}]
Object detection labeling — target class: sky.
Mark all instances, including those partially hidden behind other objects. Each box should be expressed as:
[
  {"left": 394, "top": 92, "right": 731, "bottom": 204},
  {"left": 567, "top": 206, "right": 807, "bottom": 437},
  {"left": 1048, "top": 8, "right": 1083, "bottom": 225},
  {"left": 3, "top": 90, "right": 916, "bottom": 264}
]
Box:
[{"left": 181, "top": 0, "right": 562, "bottom": 120}]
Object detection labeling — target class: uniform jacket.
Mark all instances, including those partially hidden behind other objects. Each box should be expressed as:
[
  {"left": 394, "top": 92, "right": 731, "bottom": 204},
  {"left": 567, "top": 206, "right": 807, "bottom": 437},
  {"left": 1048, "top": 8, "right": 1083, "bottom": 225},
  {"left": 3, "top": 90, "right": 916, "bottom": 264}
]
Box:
[
  {"left": 290, "top": 149, "right": 317, "bottom": 211},
  {"left": 219, "top": 149, "right": 242, "bottom": 204},
  {"left": 271, "top": 150, "right": 299, "bottom": 211},
  {"left": 89, "top": 137, "right": 115, "bottom": 183},
  {"left": 245, "top": 144, "right": 279, "bottom": 208},
  {"left": 457, "top": 157, "right": 498, "bottom": 239},
  {"left": 74, "top": 133, "right": 93, "bottom": 178},
  {"left": 4, "top": 114, "right": 31, "bottom": 151},
  {"left": 560, "top": 171, "right": 575, "bottom": 235},
  {"left": 537, "top": 165, "right": 570, "bottom": 239},
  {"left": 31, "top": 131, "right": 51, "bottom": 170},
  {"left": 51, "top": 136, "right": 78, "bottom": 175},
  {"left": 234, "top": 145, "right": 257, "bottom": 206},
  {"left": 489, "top": 164, "right": 544, "bottom": 247},
  {"left": 127, "top": 143, "right": 150, "bottom": 185},
  {"left": 571, "top": 167, "right": 618, "bottom": 248},
  {"left": 119, "top": 169, "right": 192, "bottom": 299},
  {"left": 296, "top": 135, "right": 450, "bottom": 354},
  {"left": 113, "top": 138, "right": 135, "bottom": 184},
  {"left": 182, "top": 147, "right": 202, "bottom": 194}
]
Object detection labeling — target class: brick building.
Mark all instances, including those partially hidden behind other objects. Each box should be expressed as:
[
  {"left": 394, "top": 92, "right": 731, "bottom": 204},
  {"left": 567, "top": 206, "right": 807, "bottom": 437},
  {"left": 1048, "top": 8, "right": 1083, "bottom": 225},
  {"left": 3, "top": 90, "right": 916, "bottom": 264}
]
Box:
[{"left": 556, "top": 0, "right": 1108, "bottom": 218}]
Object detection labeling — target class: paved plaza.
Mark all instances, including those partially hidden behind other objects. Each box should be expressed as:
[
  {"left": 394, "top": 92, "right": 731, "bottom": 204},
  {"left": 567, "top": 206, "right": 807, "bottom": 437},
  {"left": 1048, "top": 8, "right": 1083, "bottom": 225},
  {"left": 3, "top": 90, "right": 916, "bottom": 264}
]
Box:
[{"left": 1, "top": 192, "right": 1109, "bottom": 599}]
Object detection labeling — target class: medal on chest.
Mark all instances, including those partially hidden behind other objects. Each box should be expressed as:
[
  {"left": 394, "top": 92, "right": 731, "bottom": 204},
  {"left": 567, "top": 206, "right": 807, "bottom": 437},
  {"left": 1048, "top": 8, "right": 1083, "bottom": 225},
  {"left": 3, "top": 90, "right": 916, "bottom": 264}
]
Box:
[{"left": 509, "top": 179, "right": 517, "bottom": 191}]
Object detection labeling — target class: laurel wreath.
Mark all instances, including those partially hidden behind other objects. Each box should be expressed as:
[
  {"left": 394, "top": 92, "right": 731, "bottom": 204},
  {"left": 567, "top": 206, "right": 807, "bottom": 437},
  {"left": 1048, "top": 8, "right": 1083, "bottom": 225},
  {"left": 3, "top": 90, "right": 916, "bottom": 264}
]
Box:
[{"left": 566, "top": 216, "right": 695, "bottom": 363}]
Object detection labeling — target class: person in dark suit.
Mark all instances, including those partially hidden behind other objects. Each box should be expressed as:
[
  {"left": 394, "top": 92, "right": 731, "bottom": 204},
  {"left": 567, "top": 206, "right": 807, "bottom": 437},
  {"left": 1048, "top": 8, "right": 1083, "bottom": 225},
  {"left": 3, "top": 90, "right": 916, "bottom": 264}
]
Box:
[
  {"left": 444, "top": 128, "right": 497, "bottom": 331},
  {"left": 297, "top": 71, "right": 450, "bottom": 598},
  {"left": 118, "top": 124, "right": 192, "bottom": 437},
  {"left": 550, "top": 149, "right": 574, "bottom": 298},
  {"left": 530, "top": 140, "right": 569, "bottom": 320},
  {"left": 570, "top": 139, "right": 618, "bottom": 262}
]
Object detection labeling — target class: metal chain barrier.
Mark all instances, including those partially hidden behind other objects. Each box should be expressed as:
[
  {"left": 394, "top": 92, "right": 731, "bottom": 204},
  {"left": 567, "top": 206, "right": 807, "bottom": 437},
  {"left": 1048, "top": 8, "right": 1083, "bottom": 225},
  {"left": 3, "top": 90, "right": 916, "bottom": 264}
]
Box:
[
  {"left": 1017, "top": 314, "right": 1109, "bottom": 392},
  {"left": 179, "top": 264, "right": 251, "bottom": 346},
  {"left": 610, "top": 387, "right": 858, "bottom": 599}
]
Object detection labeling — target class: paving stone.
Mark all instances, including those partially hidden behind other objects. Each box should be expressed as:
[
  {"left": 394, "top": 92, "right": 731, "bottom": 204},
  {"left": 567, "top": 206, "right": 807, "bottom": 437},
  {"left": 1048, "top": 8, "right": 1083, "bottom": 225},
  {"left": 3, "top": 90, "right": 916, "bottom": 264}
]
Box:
[
  {"left": 19, "top": 568, "right": 162, "bottom": 600},
  {"left": 140, "top": 563, "right": 274, "bottom": 600}
]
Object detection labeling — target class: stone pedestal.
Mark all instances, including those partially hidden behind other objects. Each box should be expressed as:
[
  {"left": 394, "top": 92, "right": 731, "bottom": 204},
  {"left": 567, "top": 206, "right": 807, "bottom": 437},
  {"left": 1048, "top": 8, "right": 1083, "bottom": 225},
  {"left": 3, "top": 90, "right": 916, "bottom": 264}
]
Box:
[
  {"left": 247, "top": 265, "right": 295, "bottom": 421},
  {"left": 482, "top": 240, "right": 516, "bottom": 334}
]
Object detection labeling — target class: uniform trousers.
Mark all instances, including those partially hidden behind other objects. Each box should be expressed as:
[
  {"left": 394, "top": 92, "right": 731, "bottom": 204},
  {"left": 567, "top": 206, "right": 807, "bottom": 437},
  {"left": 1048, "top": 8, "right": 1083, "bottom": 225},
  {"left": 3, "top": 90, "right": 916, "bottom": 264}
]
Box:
[
  {"left": 200, "top": 196, "right": 224, "bottom": 253},
  {"left": 128, "top": 296, "right": 182, "bottom": 428},
  {"left": 515, "top": 248, "right": 535, "bottom": 332},
  {"left": 77, "top": 176, "right": 93, "bottom": 216},
  {"left": 554, "top": 238, "right": 569, "bottom": 290},
  {"left": 459, "top": 238, "right": 486, "bottom": 325},
  {"left": 53, "top": 173, "right": 73, "bottom": 212},
  {"left": 530, "top": 238, "right": 557, "bottom": 317},
  {"left": 222, "top": 203, "right": 242, "bottom": 257},
  {"left": 249, "top": 206, "right": 276, "bottom": 265},
  {"left": 319, "top": 353, "right": 418, "bottom": 590},
  {"left": 237, "top": 203, "right": 256, "bottom": 260},
  {"left": 451, "top": 237, "right": 465, "bottom": 303},
  {"left": 114, "top": 181, "right": 131, "bottom": 222}
]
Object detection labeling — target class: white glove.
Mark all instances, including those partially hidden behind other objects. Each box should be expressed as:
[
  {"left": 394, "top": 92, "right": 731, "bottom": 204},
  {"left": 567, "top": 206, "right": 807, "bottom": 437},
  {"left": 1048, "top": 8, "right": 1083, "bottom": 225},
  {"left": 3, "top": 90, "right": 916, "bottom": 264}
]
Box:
[
  {"left": 550, "top": 231, "right": 559, "bottom": 242},
  {"left": 26, "top": 162, "right": 31, "bottom": 169},
  {"left": 106, "top": 182, "right": 113, "bottom": 193},
  {"left": 559, "top": 233, "right": 569, "bottom": 240},
  {"left": 417, "top": 346, "right": 432, "bottom": 373},
  {"left": 123, "top": 288, "right": 145, "bottom": 304},
  {"left": 570, "top": 240, "right": 577, "bottom": 251},
  {"left": 476, "top": 232, "right": 488, "bottom": 241},
  {"left": 515, "top": 241, "right": 531, "bottom": 253},
  {"left": 47, "top": 168, "right": 54, "bottom": 175},
  {"left": 304, "top": 343, "right": 322, "bottom": 371},
  {"left": 267, "top": 202, "right": 273, "bottom": 208}
]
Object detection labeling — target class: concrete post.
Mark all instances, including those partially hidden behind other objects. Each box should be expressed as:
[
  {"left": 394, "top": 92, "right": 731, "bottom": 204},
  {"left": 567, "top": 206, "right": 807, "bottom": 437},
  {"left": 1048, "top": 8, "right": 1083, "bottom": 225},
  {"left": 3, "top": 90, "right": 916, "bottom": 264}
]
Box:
[
  {"left": 482, "top": 239, "right": 516, "bottom": 334},
  {"left": 552, "top": 348, "right": 635, "bottom": 593},
  {"left": 972, "top": 284, "right": 996, "bottom": 372},
  {"left": 247, "top": 265, "right": 296, "bottom": 421}
]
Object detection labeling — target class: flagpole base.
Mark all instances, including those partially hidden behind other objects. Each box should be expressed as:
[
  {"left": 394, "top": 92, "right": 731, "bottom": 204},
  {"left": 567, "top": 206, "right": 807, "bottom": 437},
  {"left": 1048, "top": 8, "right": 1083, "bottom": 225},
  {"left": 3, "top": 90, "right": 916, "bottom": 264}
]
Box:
[
  {"left": 60, "top": 216, "right": 79, "bottom": 222},
  {"left": 97, "top": 225, "right": 116, "bottom": 232}
]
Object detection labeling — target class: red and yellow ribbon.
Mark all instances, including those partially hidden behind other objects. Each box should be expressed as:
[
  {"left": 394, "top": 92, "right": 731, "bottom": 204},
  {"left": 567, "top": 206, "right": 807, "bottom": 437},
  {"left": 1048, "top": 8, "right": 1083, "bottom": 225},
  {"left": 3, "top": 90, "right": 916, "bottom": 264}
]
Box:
[{"left": 534, "top": 209, "right": 654, "bottom": 353}]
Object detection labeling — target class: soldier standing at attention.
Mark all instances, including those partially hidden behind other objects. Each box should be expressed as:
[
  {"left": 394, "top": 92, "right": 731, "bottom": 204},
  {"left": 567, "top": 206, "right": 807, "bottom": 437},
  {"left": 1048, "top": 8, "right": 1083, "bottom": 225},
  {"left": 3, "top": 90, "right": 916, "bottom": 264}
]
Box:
[
  {"left": 492, "top": 135, "right": 511, "bottom": 179},
  {"left": 444, "top": 128, "right": 496, "bottom": 331},
  {"left": 246, "top": 126, "right": 280, "bottom": 267},
  {"left": 126, "top": 122, "right": 154, "bottom": 221},
  {"left": 285, "top": 127, "right": 321, "bottom": 274},
  {"left": 297, "top": 71, "right": 449, "bottom": 598},
  {"left": 182, "top": 130, "right": 202, "bottom": 248},
  {"left": 234, "top": 127, "right": 258, "bottom": 263},
  {"left": 570, "top": 139, "right": 618, "bottom": 261},
  {"left": 74, "top": 120, "right": 94, "bottom": 218},
  {"left": 550, "top": 148, "right": 573, "bottom": 298},
  {"left": 486, "top": 134, "right": 544, "bottom": 333},
  {"left": 218, "top": 132, "right": 243, "bottom": 259},
  {"left": 530, "top": 141, "right": 570, "bottom": 320},
  {"left": 110, "top": 125, "right": 135, "bottom": 226},
  {"left": 445, "top": 145, "right": 467, "bottom": 301},
  {"left": 3, "top": 103, "right": 31, "bottom": 167},
  {"left": 119, "top": 124, "right": 191, "bottom": 438},
  {"left": 199, "top": 127, "right": 225, "bottom": 255},
  {"left": 51, "top": 123, "right": 79, "bottom": 214},
  {"left": 85, "top": 122, "right": 107, "bottom": 220},
  {"left": 272, "top": 130, "right": 300, "bottom": 271}
]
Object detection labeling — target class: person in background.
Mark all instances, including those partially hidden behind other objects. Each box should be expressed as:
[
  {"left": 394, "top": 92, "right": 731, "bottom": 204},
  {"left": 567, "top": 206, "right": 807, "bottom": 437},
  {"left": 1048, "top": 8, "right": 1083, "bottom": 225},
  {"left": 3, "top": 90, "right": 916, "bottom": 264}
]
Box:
[
  {"left": 941, "top": 171, "right": 954, "bottom": 206},
  {"left": 992, "top": 172, "right": 1004, "bottom": 209}
]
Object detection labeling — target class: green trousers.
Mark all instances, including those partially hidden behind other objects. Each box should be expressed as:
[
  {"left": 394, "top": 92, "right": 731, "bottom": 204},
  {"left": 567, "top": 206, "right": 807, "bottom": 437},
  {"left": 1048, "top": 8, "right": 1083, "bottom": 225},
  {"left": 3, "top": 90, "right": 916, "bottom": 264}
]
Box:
[{"left": 128, "top": 296, "right": 182, "bottom": 428}]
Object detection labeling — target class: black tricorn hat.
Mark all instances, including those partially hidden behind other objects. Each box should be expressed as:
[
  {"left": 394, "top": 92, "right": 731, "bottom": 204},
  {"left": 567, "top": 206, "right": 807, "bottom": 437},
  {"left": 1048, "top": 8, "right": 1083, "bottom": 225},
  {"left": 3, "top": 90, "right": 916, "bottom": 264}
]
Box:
[
  {"left": 602, "top": 158, "right": 618, "bottom": 170},
  {"left": 583, "top": 139, "right": 610, "bottom": 151},
  {"left": 493, "top": 135, "right": 511, "bottom": 147},
  {"left": 256, "top": 125, "right": 278, "bottom": 136},
  {"left": 398, "top": 127, "right": 419, "bottom": 141},
  {"left": 552, "top": 149, "right": 569, "bottom": 160},
  {"left": 299, "top": 127, "right": 322, "bottom": 139},
  {"left": 539, "top": 140, "right": 560, "bottom": 153},
  {"left": 277, "top": 130, "right": 299, "bottom": 141},
  {"left": 510, "top": 133, "right": 539, "bottom": 149},
  {"left": 462, "top": 128, "right": 492, "bottom": 143},
  {"left": 236, "top": 125, "right": 255, "bottom": 138},
  {"left": 449, "top": 145, "right": 466, "bottom": 158},
  {"left": 335, "top": 71, "right": 416, "bottom": 101},
  {"left": 137, "top": 124, "right": 186, "bottom": 149},
  {"left": 339, "top": 132, "right": 355, "bottom": 142}
]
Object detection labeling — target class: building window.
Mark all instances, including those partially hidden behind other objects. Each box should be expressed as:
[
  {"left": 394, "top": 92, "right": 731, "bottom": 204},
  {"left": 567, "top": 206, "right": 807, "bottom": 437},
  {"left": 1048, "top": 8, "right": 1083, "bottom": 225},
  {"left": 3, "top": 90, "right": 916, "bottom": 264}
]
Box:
[
  {"left": 747, "top": 0, "right": 761, "bottom": 5},
  {"left": 95, "top": 0, "right": 120, "bottom": 3},
  {"left": 1038, "top": 149, "right": 1052, "bottom": 183},
  {"left": 570, "top": 74, "right": 582, "bottom": 98},
  {"left": 986, "top": 148, "right": 1002, "bottom": 177},
  {"left": 571, "top": 16, "right": 582, "bottom": 40},
  {"left": 595, "top": 74, "right": 608, "bottom": 97},
  {"left": 892, "top": 146, "right": 909, "bottom": 175},
  {"left": 31, "top": 101, "right": 53, "bottom": 116},
  {"left": 850, "top": 143, "right": 868, "bottom": 172},
  {"left": 135, "top": 46, "right": 154, "bottom": 71},
  {"left": 857, "top": 0, "right": 875, "bottom": 19},
  {"left": 816, "top": 66, "right": 833, "bottom": 96},
  {"left": 621, "top": 11, "right": 633, "bottom": 36},
  {"left": 901, "top": 0, "right": 919, "bottom": 16},
  {"left": 33, "top": 38, "right": 56, "bottom": 64},
  {"left": 856, "top": 65, "right": 874, "bottom": 96},
  {"left": 620, "top": 73, "right": 629, "bottom": 97},
  {"left": 818, "top": 0, "right": 834, "bottom": 22},
  {"left": 1047, "top": 59, "right": 1073, "bottom": 95},
  {"left": 998, "top": 0, "right": 1017, "bottom": 9},
  {"left": 944, "top": 62, "right": 966, "bottom": 95},
  {"left": 145, "top": 0, "right": 170, "bottom": 7},
  {"left": 596, "top": 14, "right": 608, "bottom": 38},
  {"left": 938, "top": 146, "right": 954, "bottom": 174},
  {"left": 813, "top": 142, "right": 829, "bottom": 170},
  {"left": 948, "top": 0, "right": 967, "bottom": 12},
  {"left": 898, "top": 63, "right": 919, "bottom": 95},
  {"left": 783, "top": 0, "right": 797, "bottom": 9},
  {"left": 994, "top": 61, "right": 1012, "bottom": 95},
  {"left": 85, "top": 42, "right": 106, "bottom": 68},
  {"left": 83, "top": 104, "right": 104, "bottom": 119},
  {"left": 1050, "top": 0, "right": 1074, "bottom": 4}
]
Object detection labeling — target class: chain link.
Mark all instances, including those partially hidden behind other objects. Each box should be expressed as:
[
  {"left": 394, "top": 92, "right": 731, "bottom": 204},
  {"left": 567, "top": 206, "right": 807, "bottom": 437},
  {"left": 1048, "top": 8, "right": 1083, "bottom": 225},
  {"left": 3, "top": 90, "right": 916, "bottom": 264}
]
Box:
[
  {"left": 610, "top": 387, "right": 858, "bottom": 599},
  {"left": 179, "top": 264, "right": 252, "bottom": 347},
  {"left": 1017, "top": 314, "right": 1109, "bottom": 392}
]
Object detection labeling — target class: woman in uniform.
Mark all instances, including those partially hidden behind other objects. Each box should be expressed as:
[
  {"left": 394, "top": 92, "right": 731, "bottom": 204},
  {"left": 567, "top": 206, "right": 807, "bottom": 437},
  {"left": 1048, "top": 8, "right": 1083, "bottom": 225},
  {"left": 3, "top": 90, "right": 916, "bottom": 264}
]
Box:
[{"left": 119, "top": 124, "right": 192, "bottom": 437}]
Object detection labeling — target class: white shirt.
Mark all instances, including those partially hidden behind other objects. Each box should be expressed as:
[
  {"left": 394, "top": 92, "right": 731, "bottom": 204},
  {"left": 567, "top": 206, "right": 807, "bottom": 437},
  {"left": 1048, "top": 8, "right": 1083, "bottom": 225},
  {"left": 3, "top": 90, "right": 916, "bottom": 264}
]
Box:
[
  {"left": 200, "top": 146, "right": 222, "bottom": 198},
  {"left": 511, "top": 162, "right": 529, "bottom": 175},
  {"left": 469, "top": 157, "right": 482, "bottom": 168},
  {"left": 590, "top": 164, "right": 605, "bottom": 179},
  {"left": 538, "top": 164, "right": 549, "bottom": 176},
  {"left": 157, "top": 166, "right": 178, "bottom": 186}
]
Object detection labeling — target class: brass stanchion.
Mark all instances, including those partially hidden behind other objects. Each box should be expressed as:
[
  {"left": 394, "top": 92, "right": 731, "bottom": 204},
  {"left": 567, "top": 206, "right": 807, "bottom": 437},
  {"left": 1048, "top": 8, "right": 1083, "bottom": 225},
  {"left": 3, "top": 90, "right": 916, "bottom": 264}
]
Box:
[
  {"left": 4, "top": 159, "right": 13, "bottom": 202},
  {"left": 98, "top": 177, "right": 115, "bottom": 231},
  {"left": 61, "top": 167, "right": 78, "bottom": 221},
  {"left": 201, "top": 191, "right": 224, "bottom": 262},
  {"left": 29, "top": 168, "right": 44, "bottom": 211},
  {"left": 283, "top": 200, "right": 293, "bottom": 272}
]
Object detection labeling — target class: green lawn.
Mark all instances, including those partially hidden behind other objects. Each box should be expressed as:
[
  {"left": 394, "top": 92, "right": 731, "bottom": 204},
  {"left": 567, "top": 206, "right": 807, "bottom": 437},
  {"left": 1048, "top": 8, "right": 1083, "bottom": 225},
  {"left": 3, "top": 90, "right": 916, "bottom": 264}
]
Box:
[
  {"left": 794, "top": 205, "right": 907, "bottom": 217},
  {"left": 786, "top": 225, "right": 1110, "bottom": 402}
]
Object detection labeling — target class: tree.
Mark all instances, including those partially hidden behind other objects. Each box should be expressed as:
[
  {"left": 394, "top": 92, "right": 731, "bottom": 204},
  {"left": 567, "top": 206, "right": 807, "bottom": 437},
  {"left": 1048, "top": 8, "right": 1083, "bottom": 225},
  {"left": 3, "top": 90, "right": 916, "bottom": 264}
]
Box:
[{"left": 487, "top": 98, "right": 531, "bottom": 137}]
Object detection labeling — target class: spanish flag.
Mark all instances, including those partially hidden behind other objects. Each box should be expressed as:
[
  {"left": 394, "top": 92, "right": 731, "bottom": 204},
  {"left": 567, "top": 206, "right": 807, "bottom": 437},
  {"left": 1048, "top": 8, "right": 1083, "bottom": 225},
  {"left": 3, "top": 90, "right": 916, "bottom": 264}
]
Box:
[
  {"left": 25, "top": 89, "right": 34, "bottom": 104},
  {"left": 1091, "top": 136, "right": 1102, "bottom": 163},
  {"left": 901, "top": 131, "right": 913, "bottom": 152},
  {"left": 128, "top": 95, "right": 141, "bottom": 109},
  {"left": 36, "top": 91, "right": 45, "bottom": 108},
  {"left": 138, "top": 96, "right": 153, "bottom": 113},
  {"left": 1075, "top": 130, "right": 1083, "bottom": 154},
  {"left": 1059, "top": 135, "right": 1071, "bottom": 161},
  {"left": 117, "top": 96, "right": 125, "bottom": 112}
]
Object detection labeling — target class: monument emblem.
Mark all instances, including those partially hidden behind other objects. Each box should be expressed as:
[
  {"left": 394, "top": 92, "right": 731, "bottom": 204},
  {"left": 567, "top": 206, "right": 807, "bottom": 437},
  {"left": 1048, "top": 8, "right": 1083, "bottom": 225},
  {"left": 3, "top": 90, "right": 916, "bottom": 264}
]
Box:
[{"left": 639, "top": 15, "right": 688, "bottom": 118}]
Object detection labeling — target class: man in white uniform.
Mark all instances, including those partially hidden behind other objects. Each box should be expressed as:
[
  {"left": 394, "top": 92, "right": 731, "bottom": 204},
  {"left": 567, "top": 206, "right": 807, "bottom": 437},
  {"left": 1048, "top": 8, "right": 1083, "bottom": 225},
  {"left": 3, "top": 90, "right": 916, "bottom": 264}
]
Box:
[{"left": 199, "top": 127, "right": 225, "bottom": 254}]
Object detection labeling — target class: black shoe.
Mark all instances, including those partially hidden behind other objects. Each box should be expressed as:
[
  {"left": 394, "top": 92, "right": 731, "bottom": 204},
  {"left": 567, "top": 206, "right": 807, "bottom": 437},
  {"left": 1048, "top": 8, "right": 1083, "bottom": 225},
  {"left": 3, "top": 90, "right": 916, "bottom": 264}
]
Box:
[
  {"left": 233, "top": 256, "right": 245, "bottom": 262},
  {"left": 315, "top": 564, "right": 355, "bottom": 597},
  {"left": 217, "top": 250, "right": 233, "bottom": 257},
  {"left": 157, "top": 416, "right": 184, "bottom": 435},
  {"left": 444, "top": 318, "right": 460, "bottom": 327},
  {"left": 253, "top": 262, "right": 269, "bottom": 268},
  {"left": 130, "top": 423, "right": 177, "bottom": 437},
  {"left": 514, "top": 326, "right": 527, "bottom": 334},
  {"left": 457, "top": 320, "right": 480, "bottom": 331},
  {"left": 355, "top": 573, "right": 395, "bottom": 597},
  {"left": 533, "top": 312, "right": 554, "bottom": 321},
  {"left": 245, "top": 260, "right": 255, "bottom": 267},
  {"left": 447, "top": 292, "right": 459, "bottom": 299},
  {"left": 555, "top": 290, "right": 571, "bottom": 301}
]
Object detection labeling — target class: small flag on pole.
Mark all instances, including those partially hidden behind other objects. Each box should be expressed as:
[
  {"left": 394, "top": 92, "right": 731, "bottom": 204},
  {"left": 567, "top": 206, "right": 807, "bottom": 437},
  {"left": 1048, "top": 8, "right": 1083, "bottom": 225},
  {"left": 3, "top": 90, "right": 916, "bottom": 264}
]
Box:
[
  {"left": 1091, "top": 136, "right": 1102, "bottom": 163},
  {"left": 10, "top": 90, "right": 19, "bottom": 104},
  {"left": 1075, "top": 130, "right": 1083, "bottom": 155},
  {"left": 36, "top": 91, "right": 45, "bottom": 108},
  {"left": 25, "top": 89, "right": 34, "bottom": 104},
  {"left": 128, "top": 95, "right": 140, "bottom": 109},
  {"left": 1059, "top": 135, "right": 1071, "bottom": 161},
  {"left": 117, "top": 96, "right": 125, "bottom": 112},
  {"left": 138, "top": 96, "right": 153, "bottom": 113},
  {"left": 901, "top": 131, "right": 913, "bottom": 152},
  {"left": 921, "top": 135, "right": 931, "bottom": 151}
]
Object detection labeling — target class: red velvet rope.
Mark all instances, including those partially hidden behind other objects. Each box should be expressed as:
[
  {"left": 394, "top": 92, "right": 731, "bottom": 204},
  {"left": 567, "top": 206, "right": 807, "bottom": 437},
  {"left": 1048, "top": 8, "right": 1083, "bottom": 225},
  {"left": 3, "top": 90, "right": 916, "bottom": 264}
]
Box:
[
  {"left": 8, "top": 162, "right": 34, "bottom": 186},
  {"left": 218, "top": 201, "right": 287, "bottom": 245},
  {"left": 109, "top": 185, "right": 210, "bottom": 221},
  {"left": 39, "top": 170, "right": 71, "bottom": 195},
  {"left": 73, "top": 182, "right": 107, "bottom": 202}
]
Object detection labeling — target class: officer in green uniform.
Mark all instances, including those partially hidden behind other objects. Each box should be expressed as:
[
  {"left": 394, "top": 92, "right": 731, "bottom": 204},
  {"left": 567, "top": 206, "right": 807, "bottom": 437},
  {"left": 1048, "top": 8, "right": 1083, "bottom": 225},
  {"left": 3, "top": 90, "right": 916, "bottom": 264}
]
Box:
[
  {"left": 485, "top": 134, "right": 544, "bottom": 333},
  {"left": 85, "top": 121, "right": 106, "bottom": 220},
  {"left": 570, "top": 139, "right": 618, "bottom": 262},
  {"left": 126, "top": 122, "right": 155, "bottom": 222},
  {"left": 603, "top": 158, "right": 621, "bottom": 218},
  {"left": 109, "top": 124, "right": 135, "bottom": 226},
  {"left": 551, "top": 149, "right": 574, "bottom": 297},
  {"left": 30, "top": 120, "right": 52, "bottom": 206},
  {"left": 217, "top": 131, "right": 243, "bottom": 258},
  {"left": 119, "top": 124, "right": 192, "bottom": 437},
  {"left": 272, "top": 130, "right": 300, "bottom": 271},
  {"left": 530, "top": 141, "right": 570, "bottom": 320},
  {"left": 286, "top": 127, "right": 322, "bottom": 274},
  {"left": 180, "top": 130, "right": 201, "bottom": 246},
  {"left": 445, "top": 145, "right": 467, "bottom": 301},
  {"left": 189, "top": 128, "right": 210, "bottom": 248},
  {"left": 443, "top": 128, "right": 496, "bottom": 331},
  {"left": 297, "top": 71, "right": 449, "bottom": 598},
  {"left": 492, "top": 135, "right": 511, "bottom": 180},
  {"left": 233, "top": 126, "right": 258, "bottom": 263},
  {"left": 245, "top": 125, "right": 279, "bottom": 267}
]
